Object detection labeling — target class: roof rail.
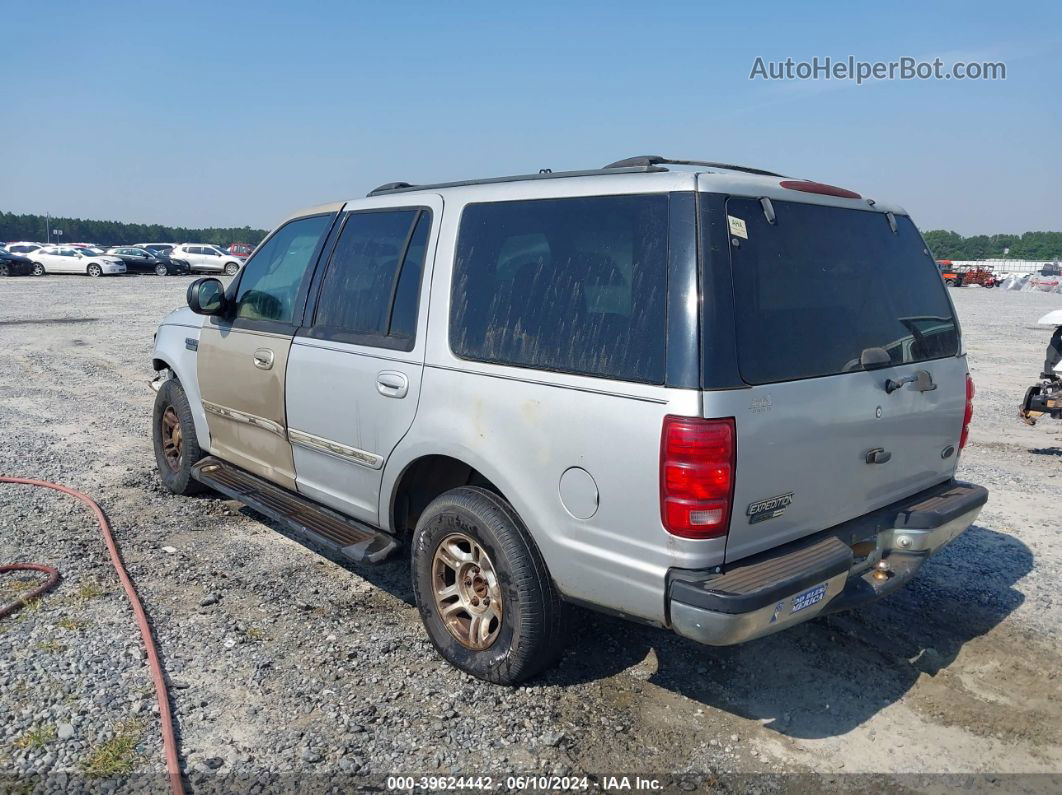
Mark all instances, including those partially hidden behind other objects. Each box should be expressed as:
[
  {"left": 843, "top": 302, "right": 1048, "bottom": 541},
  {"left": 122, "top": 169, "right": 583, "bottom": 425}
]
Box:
[
  {"left": 603, "top": 155, "right": 787, "bottom": 179},
  {"left": 366, "top": 165, "right": 665, "bottom": 197}
]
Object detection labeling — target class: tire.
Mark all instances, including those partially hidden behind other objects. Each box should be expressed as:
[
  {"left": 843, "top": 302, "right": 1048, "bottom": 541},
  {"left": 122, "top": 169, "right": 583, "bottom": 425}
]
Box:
[
  {"left": 152, "top": 378, "right": 206, "bottom": 496},
  {"left": 0, "top": 263, "right": 8, "bottom": 277},
  {"left": 87, "top": 263, "right": 103, "bottom": 277},
  {"left": 411, "top": 486, "right": 567, "bottom": 684},
  {"left": 32, "top": 262, "right": 45, "bottom": 276},
  {"left": 223, "top": 261, "right": 240, "bottom": 276},
  {"left": 155, "top": 263, "right": 168, "bottom": 276}
]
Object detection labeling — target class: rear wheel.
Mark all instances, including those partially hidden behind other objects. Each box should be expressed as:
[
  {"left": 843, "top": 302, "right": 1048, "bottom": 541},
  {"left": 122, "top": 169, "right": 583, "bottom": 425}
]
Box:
[
  {"left": 87, "top": 263, "right": 103, "bottom": 277},
  {"left": 152, "top": 378, "right": 205, "bottom": 495},
  {"left": 411, "top": 486, "right": 567, "bottom": 684},
  {"left": 32, "top": 262, "right": 45, "bottom": 276},
  {"left": 223, "top": 261, "right": 239, "bottom": 276}
]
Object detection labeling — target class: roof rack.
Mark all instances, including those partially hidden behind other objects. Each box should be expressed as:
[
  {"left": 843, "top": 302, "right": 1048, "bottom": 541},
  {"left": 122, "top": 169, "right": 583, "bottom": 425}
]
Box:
[
  {"left": 603, "top": 155, "right": 787, "bottom": 178},
  {"left": 366, "top": 165, "right": 665, "bottom": 197}
]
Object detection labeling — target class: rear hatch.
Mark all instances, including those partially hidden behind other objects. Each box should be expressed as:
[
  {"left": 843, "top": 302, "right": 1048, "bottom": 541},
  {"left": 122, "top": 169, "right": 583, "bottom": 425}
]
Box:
[{"left": 707, "top": 195, "right": 968, "bottom": 563}]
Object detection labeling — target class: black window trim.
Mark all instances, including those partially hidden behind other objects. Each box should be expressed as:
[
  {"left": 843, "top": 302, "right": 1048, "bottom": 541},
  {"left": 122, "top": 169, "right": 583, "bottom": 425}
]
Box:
[
  {"left": 298, "top": 205, "right": 433, "bottom": 353},
  {"left": 447, "top": 191, "right": 674, "bottom": 386},
  {"left": 212, "top": 210, "right": 340, "bottom": 336}
]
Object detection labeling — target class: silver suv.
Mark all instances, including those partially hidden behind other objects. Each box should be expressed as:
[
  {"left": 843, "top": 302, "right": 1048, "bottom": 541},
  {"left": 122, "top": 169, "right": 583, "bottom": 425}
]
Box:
[{"left": 149, "top": 156, "right": 987, "bottom": 684}]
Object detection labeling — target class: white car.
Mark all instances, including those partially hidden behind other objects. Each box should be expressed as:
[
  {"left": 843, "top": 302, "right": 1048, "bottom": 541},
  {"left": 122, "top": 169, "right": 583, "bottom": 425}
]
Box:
[
  {"left": 5, "top": 241, "right": 43, "bottom": 257},
  {"left": 170, "top": 244, "right": 243, "bottom": 275},
  {"left": 31, "top": 246, "right": 127, "bottom": 277}
]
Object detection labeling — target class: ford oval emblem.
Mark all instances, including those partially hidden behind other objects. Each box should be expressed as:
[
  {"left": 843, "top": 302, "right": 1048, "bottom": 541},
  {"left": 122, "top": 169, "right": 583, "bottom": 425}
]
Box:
[{"left": 875, "top": 406, "right": 883, "bottom": 419}]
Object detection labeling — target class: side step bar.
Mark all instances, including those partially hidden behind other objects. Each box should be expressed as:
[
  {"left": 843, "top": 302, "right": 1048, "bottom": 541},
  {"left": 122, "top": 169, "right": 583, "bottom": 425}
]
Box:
[{"left": 191, "top": 457, "right": 399, "bottom": 563}]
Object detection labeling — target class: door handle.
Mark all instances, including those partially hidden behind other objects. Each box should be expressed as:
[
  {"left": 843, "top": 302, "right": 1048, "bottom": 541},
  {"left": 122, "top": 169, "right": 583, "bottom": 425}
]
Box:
[
  {"left": 865, "top": 448, "right": 892, "bottom": 465},
  {"left": 252, "top": 348, "right": 275, "bottom": 370},
  {"left": 376, "top": 370, "right": 408, "bottom": 399}
]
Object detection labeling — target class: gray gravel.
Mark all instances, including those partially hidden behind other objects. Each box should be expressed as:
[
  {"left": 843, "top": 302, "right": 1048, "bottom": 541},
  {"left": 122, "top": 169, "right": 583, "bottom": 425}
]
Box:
[{"left": 1, "top": 275, "right": 1060, "bottom": 787}]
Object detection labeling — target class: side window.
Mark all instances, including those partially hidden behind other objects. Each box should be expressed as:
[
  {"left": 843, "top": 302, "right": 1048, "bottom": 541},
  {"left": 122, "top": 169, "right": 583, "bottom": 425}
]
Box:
[
  {"left": 311, "top": 208, "right": 430, "bottom": 347},
  {"left": 450, "top": 194, "right": 669, "bottom": 384},
  {"left": 233, "top": 214, "right": 332, "bottom": 324}
]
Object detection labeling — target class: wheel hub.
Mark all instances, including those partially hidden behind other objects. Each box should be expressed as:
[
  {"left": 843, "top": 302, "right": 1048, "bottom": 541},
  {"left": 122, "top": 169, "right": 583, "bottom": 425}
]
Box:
[
  {"left": 160, "top": 406, "right": 183, "bottom": 471},
  {"left": 431, "top": 533, "right": 503, "bottom": 650}
]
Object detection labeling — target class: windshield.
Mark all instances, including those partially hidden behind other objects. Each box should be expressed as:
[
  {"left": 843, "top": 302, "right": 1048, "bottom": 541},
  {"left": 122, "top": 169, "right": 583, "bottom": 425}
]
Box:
[{"left": 722, "top": 198, "right": 959, "bottom": 385}]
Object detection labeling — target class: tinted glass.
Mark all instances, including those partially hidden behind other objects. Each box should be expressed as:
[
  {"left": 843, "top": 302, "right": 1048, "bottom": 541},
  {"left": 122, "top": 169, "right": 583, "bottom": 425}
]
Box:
[
  {"left": 450, "top": 195, "right": 669, "bottom": 383},
  {"left": 234, "top": 214, "right": 331, "bottom": 323},
  {"left": 726, "top": 198, "right": 958, "bottom": 385},
  {"left": 389, "top": 211, "right": 430, "bottom": 340},
  {"left": 313, "top": 209, "right": 422, "bottom": 339}
]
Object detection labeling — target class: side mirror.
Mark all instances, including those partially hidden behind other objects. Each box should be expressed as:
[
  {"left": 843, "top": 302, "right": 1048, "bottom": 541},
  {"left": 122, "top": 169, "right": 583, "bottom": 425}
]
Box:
[
  {"left": 76, "top": 252, "right": 84, "bottom": 258},
  {"left": 187, "top": 277, "right": 227, "bottom": 316}
]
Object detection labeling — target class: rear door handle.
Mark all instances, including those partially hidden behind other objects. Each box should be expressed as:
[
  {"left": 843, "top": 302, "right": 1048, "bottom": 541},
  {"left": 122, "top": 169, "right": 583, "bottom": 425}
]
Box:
[
  {"left": 252, "top": 348, "right": 274, "bottom": 370},
  {"left": 376, "top": 370, "right": 408, "bottom": 399}
]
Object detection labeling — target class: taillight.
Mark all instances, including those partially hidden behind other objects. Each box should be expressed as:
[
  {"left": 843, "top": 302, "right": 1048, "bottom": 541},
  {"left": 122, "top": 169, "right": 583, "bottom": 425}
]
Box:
[
  {"left": 959, "top": 374, "right": 975, "bottom": 452},
  {"left": 660, "top": 416, "right": 736, "bottom": 539}
]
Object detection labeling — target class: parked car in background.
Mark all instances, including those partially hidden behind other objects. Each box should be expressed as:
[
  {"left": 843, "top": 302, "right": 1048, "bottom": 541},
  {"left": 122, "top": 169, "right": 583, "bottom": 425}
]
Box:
[
  {"left": 136, "top": 243, "right": 177, "bottom": 256},
  {"left": 4, "top": 242, "right": 43, "bottom": 257},
  {"left": 227, "top": 242, "right": 255, "bottom": 259},
  {"left": 31, "top": 245, "right": 126, "bottom": 276},
  {"left": 169, "top": 244, "right": 243, "bottom": 275},
  {"left": 106, "top": 246, "right": 188, "bottom": 275},
  {"left": 0, "top": 246, "right": 34, "bottom": 276},
  {"left": 1031, "top": 264, "right": 1062, "bottom": 292}
]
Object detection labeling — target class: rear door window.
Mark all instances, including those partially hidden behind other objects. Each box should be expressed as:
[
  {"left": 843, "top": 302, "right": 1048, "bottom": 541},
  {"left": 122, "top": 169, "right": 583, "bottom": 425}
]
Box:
[
  {"left": 725, "top": 198, "right": 958, "bottom": 385},
  {"left": 450, "top": 194, "right": 669, "bottom": 384},
  {"left": 309, "top": 208, "right": 431, "bottom": 349}
]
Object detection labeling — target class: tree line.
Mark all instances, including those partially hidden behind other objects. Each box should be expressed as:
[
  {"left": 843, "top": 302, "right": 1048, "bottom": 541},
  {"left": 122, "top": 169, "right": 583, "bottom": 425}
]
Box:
[
  {"left": 0, "top": 211, "right": 268, "bottom": 247},
  {"left": 922, "top": 229, "right": 1062, "bottom": 262}
]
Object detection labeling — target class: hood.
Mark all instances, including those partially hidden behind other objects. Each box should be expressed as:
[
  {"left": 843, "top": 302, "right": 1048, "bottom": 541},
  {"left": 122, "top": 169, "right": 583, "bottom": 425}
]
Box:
[
  {"left": 1037, "top": 309, "right": 1062, "bottom": 326},
  {"left": 160, "top": 306, "right": 205, "bottom": 328}
]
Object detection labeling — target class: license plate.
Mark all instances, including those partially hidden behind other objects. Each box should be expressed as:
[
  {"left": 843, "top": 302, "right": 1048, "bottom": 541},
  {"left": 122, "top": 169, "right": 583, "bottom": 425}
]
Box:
[{"left": 791, "top": 582, "right": 828, "bottom": 613}]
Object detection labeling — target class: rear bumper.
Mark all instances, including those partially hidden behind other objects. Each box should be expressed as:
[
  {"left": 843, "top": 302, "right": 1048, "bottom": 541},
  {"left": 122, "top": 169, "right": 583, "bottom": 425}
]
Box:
[{"left": 667, "top": 480, "right": 987, "bottom": 646}]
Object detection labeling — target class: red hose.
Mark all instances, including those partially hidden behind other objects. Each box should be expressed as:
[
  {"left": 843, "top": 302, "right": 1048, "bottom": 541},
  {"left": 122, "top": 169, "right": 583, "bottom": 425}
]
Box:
[
  {"left": 0, "top": 476, "right": 184, "bottom": 795},
  {"left": 0, "top": 562, "right": 61, "bottom": 619}
]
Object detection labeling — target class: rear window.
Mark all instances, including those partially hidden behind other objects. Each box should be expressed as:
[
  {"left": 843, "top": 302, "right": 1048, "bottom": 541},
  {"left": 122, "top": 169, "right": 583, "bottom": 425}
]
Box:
[
  {"left": 725, "top": 198, "right": 958, "bottom": 385},
  {"left": 450, "top": 194, "right": 669, "bottom": 384}
]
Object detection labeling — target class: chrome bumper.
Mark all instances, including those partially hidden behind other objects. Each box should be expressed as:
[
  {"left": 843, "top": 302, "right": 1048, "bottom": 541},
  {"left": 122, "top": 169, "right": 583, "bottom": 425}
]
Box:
[{"left": 668, "top": 485, "right": 986, "bottom": 647}]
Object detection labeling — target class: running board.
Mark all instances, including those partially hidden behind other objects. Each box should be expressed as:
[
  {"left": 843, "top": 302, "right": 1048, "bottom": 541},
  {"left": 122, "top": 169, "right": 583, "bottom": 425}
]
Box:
[{"left": 191, "top": 457, "right": 399, "bottom": 563}]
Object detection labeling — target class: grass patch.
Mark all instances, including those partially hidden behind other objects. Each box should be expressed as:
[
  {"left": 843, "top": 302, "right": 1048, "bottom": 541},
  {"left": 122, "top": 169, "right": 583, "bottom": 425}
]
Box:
[
  {"left": 13, "top": 724, "right": 56, "bottom": 750},
  {"left": 56, "top": 617, "right": 86, "bottom": 631},
  {"left": 35, "top": 639, "right": 67, "bottom": 653},
  {"left": 244, "top": 626, "right": 268, "bottom": 642},
  {"left": 74, "top": 581, "right": 107, "bottom": 602},
  {"left": 81, "top": 719, "right": 142, "bottom": 778},
  {"left": 0, "top": 578, "right": 37, "bottom": 597}
]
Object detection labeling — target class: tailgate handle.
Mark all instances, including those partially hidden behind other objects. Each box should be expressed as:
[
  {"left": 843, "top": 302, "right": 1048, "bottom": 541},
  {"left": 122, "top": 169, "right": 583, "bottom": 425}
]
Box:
[
  {"left": 885, "top": 369, "right": 937, "bottom": 394},
  {"left": 865, "top": 448, "right": 892, "bottom": 465}
]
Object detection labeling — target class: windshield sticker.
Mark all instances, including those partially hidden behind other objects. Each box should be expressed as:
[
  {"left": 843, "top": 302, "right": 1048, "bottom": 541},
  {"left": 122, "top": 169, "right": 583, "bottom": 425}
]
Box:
[{"left": 727, "top": 215, "right": 748, "bottom": 239}]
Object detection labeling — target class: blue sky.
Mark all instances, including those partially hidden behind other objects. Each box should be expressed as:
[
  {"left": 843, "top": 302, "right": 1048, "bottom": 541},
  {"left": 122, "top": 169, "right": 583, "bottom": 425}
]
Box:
[{"left": 1, "top": 0, "right": 1059, "bottom": 235}]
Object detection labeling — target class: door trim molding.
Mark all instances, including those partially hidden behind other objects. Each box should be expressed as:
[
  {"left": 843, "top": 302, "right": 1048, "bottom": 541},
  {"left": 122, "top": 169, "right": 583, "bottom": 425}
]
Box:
[
  {"left": 202, "top": 400, "right": 286, "bottom": 437},
  {"left": 288, "top": 428, "right": 383, "bottom": 470}
]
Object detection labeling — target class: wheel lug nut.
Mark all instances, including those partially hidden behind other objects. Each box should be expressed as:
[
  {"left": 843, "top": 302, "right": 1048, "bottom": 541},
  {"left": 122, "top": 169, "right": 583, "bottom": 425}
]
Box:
[
  {"left": 464, "top": 578, "right": 472, "bottom": 586},
  {"left": 471, "top": 597, "right": 479, "bottom": 606},
  {"left": 483, "top": 597, "right": 490, "bottom": 606}
]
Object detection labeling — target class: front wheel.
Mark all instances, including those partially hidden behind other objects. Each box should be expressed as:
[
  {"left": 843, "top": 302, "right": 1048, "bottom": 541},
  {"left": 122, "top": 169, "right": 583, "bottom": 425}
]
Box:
[
  {"left": 223, "top": 262, "right": 240, "bottom": 276},
  {"left": 155, "top": 263, "right": 168, "bottom": 276},
  {"left": 87, "top": 264, "right": 103, "bottom": 277},
  {"left": 152, "top": 378, "right": 205, "bottom": 495},
  {"left": 0, "top": 263, "right": 8, "bottom": 277},
  {"left": 411, "top": 486, "right": 567, "bottom": 684},
  {"left": 32, "top": 262, "right": 45, "bottom": 276}
]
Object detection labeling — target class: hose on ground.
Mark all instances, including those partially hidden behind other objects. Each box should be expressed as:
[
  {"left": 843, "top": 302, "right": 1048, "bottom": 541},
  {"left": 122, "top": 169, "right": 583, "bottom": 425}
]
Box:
[
  {"left": 0, "top": 476, "right": 183, "bottom": 795},
  {"left": 0, "top": 562, "right": 61, "bottom": 619}
]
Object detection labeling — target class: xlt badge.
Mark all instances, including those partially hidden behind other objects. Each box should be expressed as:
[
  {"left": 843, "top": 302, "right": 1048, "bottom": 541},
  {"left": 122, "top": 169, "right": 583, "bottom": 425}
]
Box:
[{"left": 747, "top": 492, "right": 793, "bottom": 524}]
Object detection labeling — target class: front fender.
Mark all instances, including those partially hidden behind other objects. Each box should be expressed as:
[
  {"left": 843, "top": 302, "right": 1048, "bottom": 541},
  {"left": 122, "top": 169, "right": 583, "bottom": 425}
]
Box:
[{"left": 152, "top": 321, "right": 211, "bottom": 451}]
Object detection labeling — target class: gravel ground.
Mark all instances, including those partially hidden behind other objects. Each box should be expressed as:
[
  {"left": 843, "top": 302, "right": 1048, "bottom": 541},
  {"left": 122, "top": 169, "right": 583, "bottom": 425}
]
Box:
[{"left": 1, "top": 276, "right": 1060, "bottom": 790}]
